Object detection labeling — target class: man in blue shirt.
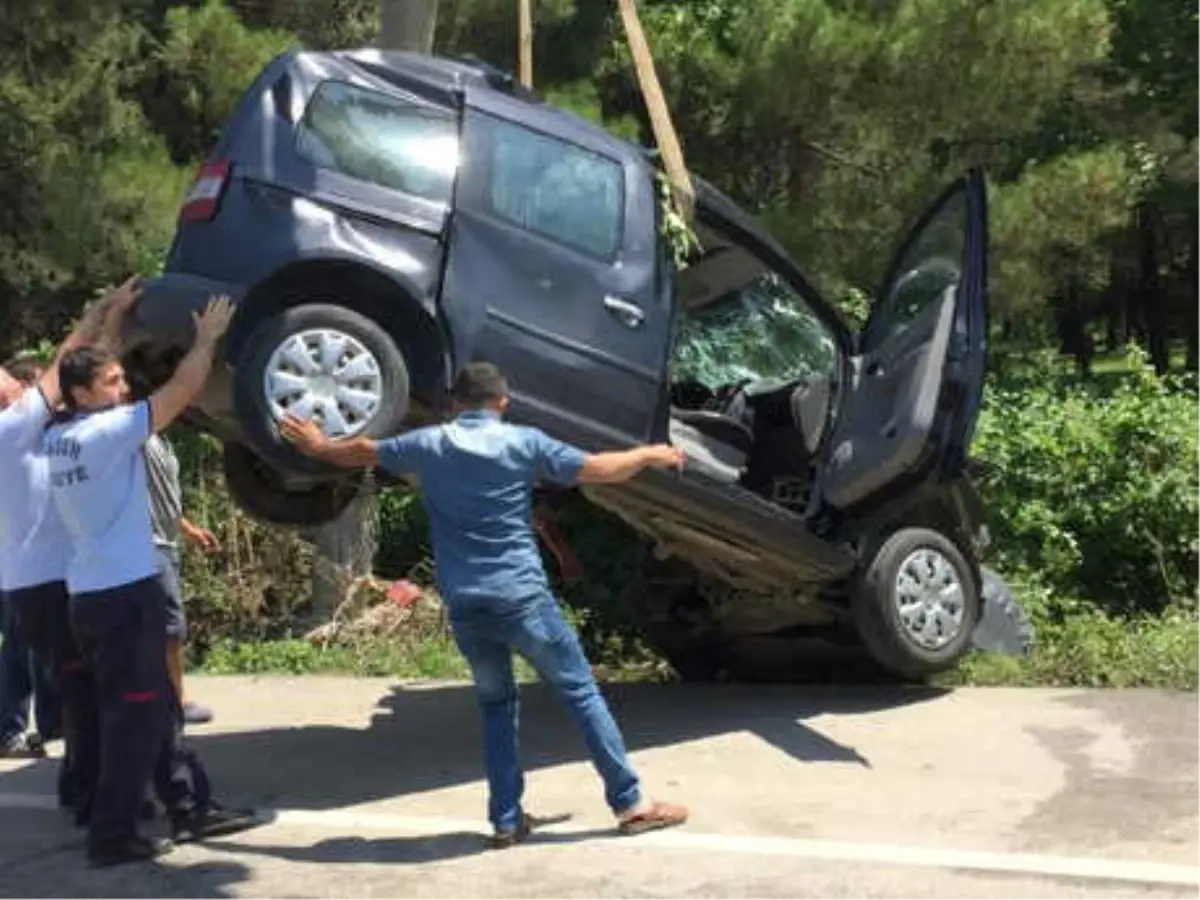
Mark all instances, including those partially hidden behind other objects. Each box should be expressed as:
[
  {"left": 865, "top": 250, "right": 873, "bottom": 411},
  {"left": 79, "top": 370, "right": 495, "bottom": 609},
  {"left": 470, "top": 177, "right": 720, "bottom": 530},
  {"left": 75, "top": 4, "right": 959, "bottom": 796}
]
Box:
[{"left": 282, "top": 361, "right": 689, "bottom": 846}]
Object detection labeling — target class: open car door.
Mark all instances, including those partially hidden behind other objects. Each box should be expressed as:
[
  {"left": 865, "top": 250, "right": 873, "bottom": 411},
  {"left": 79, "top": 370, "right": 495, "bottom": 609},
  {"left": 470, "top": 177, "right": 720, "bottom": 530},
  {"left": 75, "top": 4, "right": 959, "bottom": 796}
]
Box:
[{"left": 818, "top": 168, "right": 988, "bottom": 510}]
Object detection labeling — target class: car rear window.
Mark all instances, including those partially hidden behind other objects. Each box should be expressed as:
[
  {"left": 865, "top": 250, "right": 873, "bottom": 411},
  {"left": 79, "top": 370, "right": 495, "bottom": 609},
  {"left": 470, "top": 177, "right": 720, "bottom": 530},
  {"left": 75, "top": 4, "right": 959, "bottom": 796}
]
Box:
[
  {"left": 477, "top": 114, "right": 623, "bottom": 261},
  {"left": 296, "top": 81, "right": 458, "bottom": 204}
]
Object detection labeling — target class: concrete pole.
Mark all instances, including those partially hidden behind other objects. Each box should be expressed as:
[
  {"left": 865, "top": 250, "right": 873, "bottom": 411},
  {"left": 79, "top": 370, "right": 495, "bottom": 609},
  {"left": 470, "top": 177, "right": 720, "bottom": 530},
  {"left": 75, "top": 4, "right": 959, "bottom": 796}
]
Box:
[{"left": 379, "top": 0, "right": 440, "bottom": 53}]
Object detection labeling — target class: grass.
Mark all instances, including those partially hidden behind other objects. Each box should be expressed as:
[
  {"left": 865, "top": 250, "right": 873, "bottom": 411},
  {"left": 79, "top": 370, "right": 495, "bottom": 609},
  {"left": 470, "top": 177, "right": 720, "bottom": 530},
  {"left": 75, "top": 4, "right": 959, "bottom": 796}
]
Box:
[
  {"left": 195, "top": 602, "right": 1198, "bottom": 691},
  {"left": 940, "top": 606, "right": 1198, "bottom": 690}
]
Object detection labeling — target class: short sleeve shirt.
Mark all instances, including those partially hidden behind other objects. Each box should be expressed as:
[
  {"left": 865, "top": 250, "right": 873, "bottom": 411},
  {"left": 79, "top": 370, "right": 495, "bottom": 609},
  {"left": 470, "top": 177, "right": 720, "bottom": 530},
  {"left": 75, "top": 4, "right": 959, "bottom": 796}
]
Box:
[
  {"left": 0, "top": 387, "right": 69, "bottom": 591},
  {"left": 375, "top": 410, "right": 587, "bottom": 606},
  {"left": 45, "top": 401, "right": 158, "bottom": 594},
  {"left": 145, "top": 433, "right": 182, "bottom": 549}
]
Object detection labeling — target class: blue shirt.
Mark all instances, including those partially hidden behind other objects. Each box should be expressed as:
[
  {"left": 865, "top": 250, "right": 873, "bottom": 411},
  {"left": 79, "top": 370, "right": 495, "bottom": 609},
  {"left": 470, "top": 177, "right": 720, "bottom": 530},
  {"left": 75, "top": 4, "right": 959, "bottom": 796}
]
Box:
[
  {"left": 44, "top": 401, "right": 158, "bottom": 594},
  {"left": 377, "top": 410, "right": 587, "bottom": 607},
  {"left": 0, "top": 387, "right": 69, "bottom": 591}
]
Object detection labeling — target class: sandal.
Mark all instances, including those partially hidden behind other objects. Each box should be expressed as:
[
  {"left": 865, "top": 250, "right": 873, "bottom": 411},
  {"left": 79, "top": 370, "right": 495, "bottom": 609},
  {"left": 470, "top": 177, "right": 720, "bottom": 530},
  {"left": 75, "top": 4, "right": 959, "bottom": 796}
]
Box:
[
  {"left": 487, "top": 812, "right": 571, "bottom": 850},
  {"left": 618, "top": 800, "right": 689, "bottom": 836}
]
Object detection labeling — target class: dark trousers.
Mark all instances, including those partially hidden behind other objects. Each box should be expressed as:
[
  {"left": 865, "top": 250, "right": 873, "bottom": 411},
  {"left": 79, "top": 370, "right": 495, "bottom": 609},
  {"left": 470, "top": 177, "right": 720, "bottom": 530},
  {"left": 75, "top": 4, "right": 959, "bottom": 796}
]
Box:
[
  {"left": 1, "top": 590, "right": 61, "bottom": 741},
  {"left": 9, "top": 582, "right": 97, "bottom": 811},
  {"left": 69, "top": 577, "right": 209, "bottom": 846}
]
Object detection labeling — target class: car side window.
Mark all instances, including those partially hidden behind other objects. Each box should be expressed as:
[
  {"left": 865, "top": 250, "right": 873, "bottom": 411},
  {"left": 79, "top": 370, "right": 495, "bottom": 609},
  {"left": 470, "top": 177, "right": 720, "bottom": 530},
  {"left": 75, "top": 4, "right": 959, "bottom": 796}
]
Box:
[
  {"left": 475, "top": 114, "right": 623, "bottom": 261},
  {"left": 296, "top": 81, "right": 458, "bottom": 204},
  {"left": 868, "top": 190, "right": 966, "bottom": 346}
]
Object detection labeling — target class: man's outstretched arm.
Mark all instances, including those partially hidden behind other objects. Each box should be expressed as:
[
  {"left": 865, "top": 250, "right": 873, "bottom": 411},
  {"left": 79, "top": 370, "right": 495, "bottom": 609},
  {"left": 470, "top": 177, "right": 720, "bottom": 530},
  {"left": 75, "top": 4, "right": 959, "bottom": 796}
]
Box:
[
  {"left": 39, "top": 276, "right": 142, "bottom": 408},
  {"left": 576, "top": 445, "right": 686, "bottom": 484},
  {"left": 280, "top": 416, "right": 381, "bottom": 469}
]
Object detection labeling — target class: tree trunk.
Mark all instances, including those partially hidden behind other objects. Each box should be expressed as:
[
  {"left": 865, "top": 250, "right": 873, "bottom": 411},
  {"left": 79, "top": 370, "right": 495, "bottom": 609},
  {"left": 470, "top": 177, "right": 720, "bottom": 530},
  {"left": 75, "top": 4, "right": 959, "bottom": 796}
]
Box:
[
  {"left": 1054, "top": 285, "right": 1092, "bottom": 378},
  {"left": 380, "top": 0, "right": 439, "bottom": 52},
  {"left": 616, "top": 0, "right": 694, "bottom": 220},
  {"left": 308, "top": 0, "right": 441, "bottom": 624},
  {"left": 1186, "top": 220, "right": 1198, "bottom": 372},
  {"left": 1138, "top": 205, "right": 1170, "bottom": 376},
  {"left": 518, "top": 0, "right": 533, "bottom": 89},
  {"left": 309, "top": 492, "right": 378, "bottom": 625}
]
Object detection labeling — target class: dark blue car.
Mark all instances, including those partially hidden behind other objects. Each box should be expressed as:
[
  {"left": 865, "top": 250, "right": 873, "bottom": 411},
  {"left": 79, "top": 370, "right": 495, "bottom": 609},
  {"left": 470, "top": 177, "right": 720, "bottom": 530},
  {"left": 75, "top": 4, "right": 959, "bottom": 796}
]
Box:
[{"left": 127, "top": 49, "right": 1024, "bottom": 679}]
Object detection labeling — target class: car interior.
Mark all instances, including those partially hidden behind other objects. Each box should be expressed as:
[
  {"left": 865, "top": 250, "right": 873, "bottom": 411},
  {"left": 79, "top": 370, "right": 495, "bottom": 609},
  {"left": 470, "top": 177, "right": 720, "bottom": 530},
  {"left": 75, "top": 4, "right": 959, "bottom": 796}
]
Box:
[{"left": 667, "top": 222, "right": 840, "bottom": 514}]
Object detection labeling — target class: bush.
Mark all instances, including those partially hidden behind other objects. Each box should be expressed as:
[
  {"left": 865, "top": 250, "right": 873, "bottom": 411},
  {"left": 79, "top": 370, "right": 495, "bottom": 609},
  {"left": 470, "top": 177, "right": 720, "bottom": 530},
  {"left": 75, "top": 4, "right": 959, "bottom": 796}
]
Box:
[
  {"left": 974, "top": 346, "right": 1199, "bottom": 615},
  {"left": 947, "top": 569, "right": 1198, "bottom": 689}
]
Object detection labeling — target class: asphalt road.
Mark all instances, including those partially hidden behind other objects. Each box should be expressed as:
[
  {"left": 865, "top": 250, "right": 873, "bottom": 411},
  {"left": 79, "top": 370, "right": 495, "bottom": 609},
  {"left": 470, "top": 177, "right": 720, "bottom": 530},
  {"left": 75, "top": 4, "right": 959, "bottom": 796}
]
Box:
[{"left": 0, "top": 676, "right": 1196, "bottom": 898}]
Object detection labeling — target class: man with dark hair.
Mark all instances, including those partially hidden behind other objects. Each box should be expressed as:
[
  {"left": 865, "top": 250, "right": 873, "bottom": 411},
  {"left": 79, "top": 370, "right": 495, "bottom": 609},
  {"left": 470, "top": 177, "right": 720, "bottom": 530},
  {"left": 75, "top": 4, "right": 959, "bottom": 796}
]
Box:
[
  {"left": 0, "top": 356, "right": 62, "bottom": 759},
  {"left": 0, "top": 281, "right": 141, "bottom": 822},
  {"left": 282, "top": 361, "right": 690, "bottom": 847},
  {"left": 46, "top": 295, "right": 258, "bottom": 867}
]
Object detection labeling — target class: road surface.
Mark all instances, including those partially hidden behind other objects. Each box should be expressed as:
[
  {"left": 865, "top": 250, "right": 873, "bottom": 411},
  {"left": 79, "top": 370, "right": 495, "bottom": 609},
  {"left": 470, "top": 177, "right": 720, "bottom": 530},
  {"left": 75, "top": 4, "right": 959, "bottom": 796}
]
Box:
[{"left": 0, "top": 676, "right": 1195, "bottom": 898}]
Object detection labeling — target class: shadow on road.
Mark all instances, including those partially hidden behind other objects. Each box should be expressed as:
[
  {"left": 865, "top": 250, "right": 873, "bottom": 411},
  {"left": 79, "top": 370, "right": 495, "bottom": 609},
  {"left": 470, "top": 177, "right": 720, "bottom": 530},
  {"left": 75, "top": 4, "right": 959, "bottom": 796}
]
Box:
[
  {"left": 0, "top": 681, "right": 946, "bottom": 815},
  {"left": 0, "top": 818, "right": 251, "bottom": 899},
  {"left": 194, "top": 682, "right": 936, "bottom": 810},
  {"left": 203, "top": 817, "right": 614, "bottom": 867}
]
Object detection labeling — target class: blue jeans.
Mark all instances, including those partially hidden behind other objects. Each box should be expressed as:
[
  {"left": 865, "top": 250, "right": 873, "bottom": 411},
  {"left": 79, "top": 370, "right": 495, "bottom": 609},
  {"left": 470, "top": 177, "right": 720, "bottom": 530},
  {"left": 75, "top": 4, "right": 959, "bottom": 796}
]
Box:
[
  {"left": 450, "top": 590, "right": 642, "bottom": 832},
  {"left": 0, "top": 593, "right": 60, "bottom": 742}
]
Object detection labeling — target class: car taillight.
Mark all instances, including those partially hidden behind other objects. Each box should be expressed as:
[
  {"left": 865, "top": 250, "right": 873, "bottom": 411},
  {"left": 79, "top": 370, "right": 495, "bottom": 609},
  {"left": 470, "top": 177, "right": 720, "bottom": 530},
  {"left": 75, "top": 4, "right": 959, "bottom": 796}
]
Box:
[{"left": 180, "top": 159, "right": 232, "bottom": 222}]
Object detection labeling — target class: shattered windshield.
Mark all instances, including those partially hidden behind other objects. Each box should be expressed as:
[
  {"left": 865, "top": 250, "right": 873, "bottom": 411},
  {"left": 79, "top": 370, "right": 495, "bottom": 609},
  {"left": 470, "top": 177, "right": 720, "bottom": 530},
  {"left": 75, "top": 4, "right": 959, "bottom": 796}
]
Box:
[{"left": 673, "top": 272, "right": 836, "bottom": 390}]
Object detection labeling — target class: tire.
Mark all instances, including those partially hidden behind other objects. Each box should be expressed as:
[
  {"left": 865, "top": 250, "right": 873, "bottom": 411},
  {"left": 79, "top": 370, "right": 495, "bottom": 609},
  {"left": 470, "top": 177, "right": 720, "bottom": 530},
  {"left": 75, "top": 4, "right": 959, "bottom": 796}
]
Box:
[
  {"left": 233, "top": 303, "right": 411, "bottom": 473},
  {"left": 852, "top": 527, "right": 980, "bottom": 679},
  {"left": 222, "top": 442, "right": 359, "bottom": 527}
]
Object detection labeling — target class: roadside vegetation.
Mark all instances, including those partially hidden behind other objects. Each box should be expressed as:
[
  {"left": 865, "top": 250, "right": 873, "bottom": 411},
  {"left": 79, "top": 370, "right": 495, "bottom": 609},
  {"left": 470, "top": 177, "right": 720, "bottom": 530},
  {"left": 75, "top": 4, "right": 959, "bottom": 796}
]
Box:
[{"left": 1, "top": 1, "right": 1195, "bottom": 688}]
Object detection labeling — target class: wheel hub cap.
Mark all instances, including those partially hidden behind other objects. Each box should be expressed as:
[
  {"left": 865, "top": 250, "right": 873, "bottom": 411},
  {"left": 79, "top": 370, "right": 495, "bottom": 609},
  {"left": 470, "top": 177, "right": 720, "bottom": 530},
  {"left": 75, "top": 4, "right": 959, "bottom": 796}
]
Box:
[
  {"left": 894, "top": 548, "right": 965, "bottom": 651},
  {"left": 263, "top": 328, "right": 383, "bottom": 439}
]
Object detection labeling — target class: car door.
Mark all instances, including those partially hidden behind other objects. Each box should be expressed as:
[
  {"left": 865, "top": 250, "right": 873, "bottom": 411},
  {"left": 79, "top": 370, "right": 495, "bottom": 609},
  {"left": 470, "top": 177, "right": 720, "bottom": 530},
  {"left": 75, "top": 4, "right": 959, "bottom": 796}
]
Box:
[
  {"left": 817, "top": 168, "right": 988, "bottom": 510},
  {"left": 437, "top": 89, "right": 669, "bottom": 450}
]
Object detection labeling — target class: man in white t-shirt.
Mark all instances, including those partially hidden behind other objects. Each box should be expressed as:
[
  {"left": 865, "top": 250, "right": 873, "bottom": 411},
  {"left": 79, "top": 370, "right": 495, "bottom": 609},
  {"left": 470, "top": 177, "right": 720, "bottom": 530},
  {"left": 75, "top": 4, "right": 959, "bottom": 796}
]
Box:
[
  {"left": 46, "top": 294, "right": 259, "bottom": 867},
  {"left": 0, "top": 281, "right": 140, "bottom": 823},
  {"left": 0, "top": 358, "right": 62, "bottom": 759}
]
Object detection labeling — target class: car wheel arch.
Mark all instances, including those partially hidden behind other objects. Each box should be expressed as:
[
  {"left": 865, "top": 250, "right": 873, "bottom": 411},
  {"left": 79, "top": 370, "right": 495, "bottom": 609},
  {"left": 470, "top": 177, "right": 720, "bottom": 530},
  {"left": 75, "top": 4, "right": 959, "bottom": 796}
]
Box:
[{"left": 231, "top": 257, "right": 451, "bottom": 405}]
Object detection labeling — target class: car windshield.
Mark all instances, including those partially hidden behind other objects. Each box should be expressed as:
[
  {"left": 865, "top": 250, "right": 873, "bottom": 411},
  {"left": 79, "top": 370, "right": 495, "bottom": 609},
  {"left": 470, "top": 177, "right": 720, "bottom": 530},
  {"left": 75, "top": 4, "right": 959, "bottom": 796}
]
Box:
[{"left": 673, "top": 272, "right": 836, "bottom": 390}]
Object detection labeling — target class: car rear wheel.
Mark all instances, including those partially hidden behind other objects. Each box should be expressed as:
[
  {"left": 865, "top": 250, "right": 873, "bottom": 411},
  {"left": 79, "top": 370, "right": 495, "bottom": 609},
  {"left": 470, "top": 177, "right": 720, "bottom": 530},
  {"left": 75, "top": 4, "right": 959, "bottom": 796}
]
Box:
[
  {"left": 852, "top": 527, "right": 980, "bottom": 679},
  {"left": 233, "top": 303, "right": 411, "bottom": 473},
  {"left": 222, "top": 442, "right": 359, "bottom": 527}
]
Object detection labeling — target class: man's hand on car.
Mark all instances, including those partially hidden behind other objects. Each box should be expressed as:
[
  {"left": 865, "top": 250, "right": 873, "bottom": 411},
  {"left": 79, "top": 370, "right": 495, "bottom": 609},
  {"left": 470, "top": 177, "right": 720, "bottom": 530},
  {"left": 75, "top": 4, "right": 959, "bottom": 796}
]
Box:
[
  {"left": 192, "top": 294, "right": 235, "bottom": 347},
  {"left": 98, "top": 276, "right": 143, "bottom": 351},
  {"left": 646, "top": 444, "right": 686, "bottom": 472},
  {"left": 279, "top": 414, "right": 326, "bottom": 456}
]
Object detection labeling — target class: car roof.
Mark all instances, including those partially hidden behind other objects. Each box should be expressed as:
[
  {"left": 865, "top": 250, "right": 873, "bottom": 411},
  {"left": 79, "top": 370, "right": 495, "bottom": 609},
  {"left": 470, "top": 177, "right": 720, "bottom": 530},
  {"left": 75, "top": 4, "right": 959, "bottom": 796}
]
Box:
[
  {"left": 284, "top": 50, "right": 816, "bottom": 296},
  {"left": 329, "top": 48, "right": 532, "bottom": 98}
]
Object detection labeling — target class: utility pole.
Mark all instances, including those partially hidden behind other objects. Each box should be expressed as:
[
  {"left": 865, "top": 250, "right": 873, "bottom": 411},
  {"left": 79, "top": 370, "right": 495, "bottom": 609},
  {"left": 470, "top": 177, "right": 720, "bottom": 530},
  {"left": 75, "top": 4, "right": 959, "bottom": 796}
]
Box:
[
  {"left": 380, "top": 0, "right": 440, "bottom": 53},
  {"left": 518, "top": 0, "right": 533, "bottom": 89}
]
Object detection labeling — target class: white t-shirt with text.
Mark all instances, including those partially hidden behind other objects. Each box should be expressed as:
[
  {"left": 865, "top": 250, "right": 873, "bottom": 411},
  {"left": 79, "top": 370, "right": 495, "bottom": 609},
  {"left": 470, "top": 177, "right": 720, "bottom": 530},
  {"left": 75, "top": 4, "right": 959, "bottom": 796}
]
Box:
[{"left": 45, "top": 401, "right": 158, "bottom": 594}]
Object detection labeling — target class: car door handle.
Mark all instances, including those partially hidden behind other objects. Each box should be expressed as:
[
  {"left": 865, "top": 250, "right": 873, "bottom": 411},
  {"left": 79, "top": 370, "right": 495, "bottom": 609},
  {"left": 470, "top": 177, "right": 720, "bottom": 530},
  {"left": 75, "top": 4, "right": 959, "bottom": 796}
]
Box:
[{"left": 604, "top": 295, "right": 645, "bottom": 328}]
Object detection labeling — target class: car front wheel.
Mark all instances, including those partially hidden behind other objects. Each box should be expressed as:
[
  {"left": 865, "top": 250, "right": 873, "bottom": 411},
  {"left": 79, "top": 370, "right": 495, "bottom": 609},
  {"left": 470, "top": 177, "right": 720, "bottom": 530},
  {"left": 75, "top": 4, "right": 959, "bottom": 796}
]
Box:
[
  {"left": 233, "top": 302, "right": 411, "bottom": 474},
  {"left": 852, "top": 527, "right": 980, "bottom": 679}
]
